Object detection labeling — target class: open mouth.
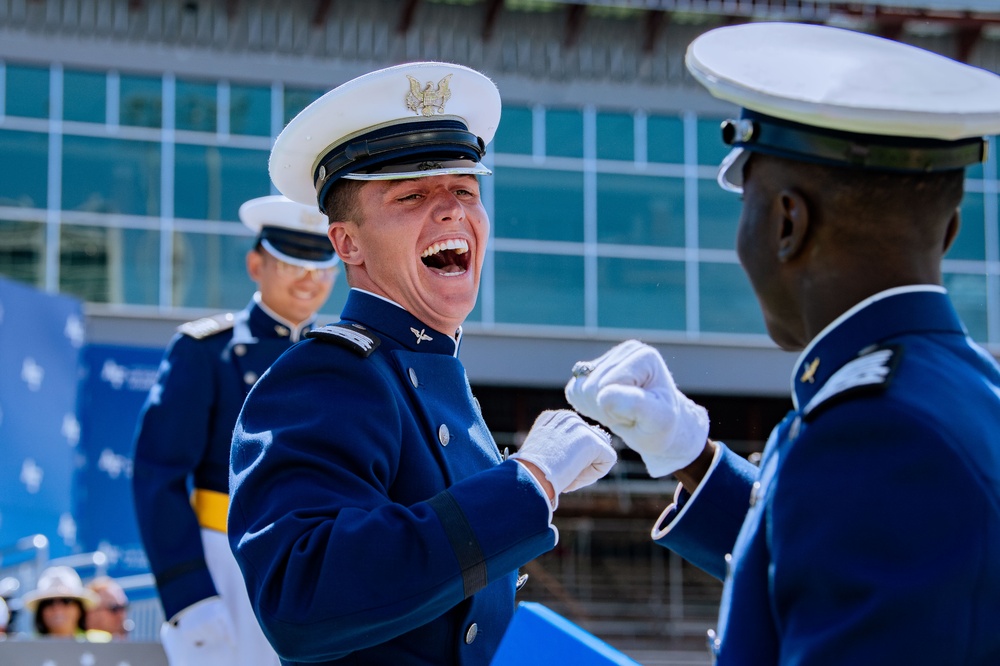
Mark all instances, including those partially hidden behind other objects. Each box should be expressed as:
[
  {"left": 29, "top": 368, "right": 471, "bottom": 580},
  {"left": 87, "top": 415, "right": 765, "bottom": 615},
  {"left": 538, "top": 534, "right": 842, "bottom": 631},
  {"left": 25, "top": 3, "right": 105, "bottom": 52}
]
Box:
[{"left": 421, "top": 239, "right": 470, "bottom": 275}]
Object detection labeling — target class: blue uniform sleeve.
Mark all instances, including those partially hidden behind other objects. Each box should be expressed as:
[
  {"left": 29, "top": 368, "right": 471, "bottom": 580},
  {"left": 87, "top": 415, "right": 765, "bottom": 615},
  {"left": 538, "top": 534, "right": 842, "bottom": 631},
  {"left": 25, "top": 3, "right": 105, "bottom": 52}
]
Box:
[
  {"left": 229, "top": 342, "right": 556, "bottom": 662},
  {"left": 652, "top": 444, "right": 757, "bottom": 580},
  {"left": 131, "top": 334, "right": 219, "bottom": 618},
  {"left": 763, "top": 402, "right": 994, "bottom": 665}
]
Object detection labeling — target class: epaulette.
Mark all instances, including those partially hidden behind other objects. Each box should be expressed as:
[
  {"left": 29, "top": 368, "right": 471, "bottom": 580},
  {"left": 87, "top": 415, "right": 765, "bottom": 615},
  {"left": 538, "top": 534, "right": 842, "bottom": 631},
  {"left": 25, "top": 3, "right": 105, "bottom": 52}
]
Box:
[
  {"left": 305, "top": 322, "right": 381, "bottom": 357},
  {"left": 177, "top": 313, "right": 235, "bottom": 340},
  {"left": 802, "top": 345, "right": 902, "bottom": 420}
]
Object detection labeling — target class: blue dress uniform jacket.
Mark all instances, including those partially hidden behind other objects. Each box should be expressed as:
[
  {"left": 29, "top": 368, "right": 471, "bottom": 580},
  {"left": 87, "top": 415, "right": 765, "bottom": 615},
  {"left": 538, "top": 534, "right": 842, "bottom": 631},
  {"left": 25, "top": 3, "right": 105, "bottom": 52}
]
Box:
[
  {"left": 228, "top": 289, "right": 557, "bottom": 665},
  {"left": 655, "top": 287, "right": 1000, "bottom": 664},
  {"left": 133, "top": 298, "right": 313, "bottom": 619}
]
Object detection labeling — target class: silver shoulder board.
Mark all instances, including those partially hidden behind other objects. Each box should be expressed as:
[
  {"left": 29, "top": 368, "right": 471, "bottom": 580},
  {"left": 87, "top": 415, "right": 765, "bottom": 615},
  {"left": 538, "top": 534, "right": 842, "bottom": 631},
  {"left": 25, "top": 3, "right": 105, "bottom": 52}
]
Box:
[
  {"left": 178, "top": 313, "right": 235, "bottom": 340},
  {"left": 803, "top": 345, "right": 901, "bottom": 420},
  {"left": 306, "top": 323, "right": 381, "bottom": 357}
]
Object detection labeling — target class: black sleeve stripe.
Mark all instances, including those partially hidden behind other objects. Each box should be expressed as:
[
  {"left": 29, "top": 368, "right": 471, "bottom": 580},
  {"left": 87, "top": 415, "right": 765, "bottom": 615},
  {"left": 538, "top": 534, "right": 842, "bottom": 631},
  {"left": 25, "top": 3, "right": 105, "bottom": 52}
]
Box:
[{"left": 427, "top": 491, "right": 488, "bottom": 597}]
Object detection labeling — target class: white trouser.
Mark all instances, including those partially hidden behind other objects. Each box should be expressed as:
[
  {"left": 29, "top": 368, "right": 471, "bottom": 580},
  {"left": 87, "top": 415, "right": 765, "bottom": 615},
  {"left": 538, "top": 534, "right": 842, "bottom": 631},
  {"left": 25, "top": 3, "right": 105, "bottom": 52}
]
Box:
[{"left": 160, "top": 528, "right": 281, "bottom": 666}]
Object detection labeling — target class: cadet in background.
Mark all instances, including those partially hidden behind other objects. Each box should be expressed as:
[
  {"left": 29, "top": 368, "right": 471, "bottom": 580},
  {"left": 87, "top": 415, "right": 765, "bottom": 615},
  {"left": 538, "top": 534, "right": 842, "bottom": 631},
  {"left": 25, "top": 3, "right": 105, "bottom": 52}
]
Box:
[{"left": 132, "top": 195, "right": 338, "bottom": 666}]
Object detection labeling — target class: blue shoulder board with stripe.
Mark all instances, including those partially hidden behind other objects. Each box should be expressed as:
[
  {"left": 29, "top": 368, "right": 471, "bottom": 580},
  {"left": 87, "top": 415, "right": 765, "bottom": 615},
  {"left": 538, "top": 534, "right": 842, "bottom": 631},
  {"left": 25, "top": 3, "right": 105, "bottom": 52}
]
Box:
[
  {"left": 305, "top": 322, "right": 381, "bottom": 357},
  {"left": 803, "top": 345, "right": 902, "bottom": 420}
]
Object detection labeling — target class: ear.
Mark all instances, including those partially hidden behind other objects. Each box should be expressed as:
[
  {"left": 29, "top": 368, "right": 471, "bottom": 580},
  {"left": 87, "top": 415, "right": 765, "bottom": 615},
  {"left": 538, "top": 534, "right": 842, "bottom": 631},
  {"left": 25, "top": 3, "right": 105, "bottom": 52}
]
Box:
[
  {"left": 328, "top": 223, "right": 363, "bottom": 267},
  {"left": 942, "top": 207, "right": 961, "bottom": 255},
  {"left": 246, "top": 249, "right": 263, "bottom": 282},
  {"left": 776, "top": 188, "right": 811, "bottom": 262}
]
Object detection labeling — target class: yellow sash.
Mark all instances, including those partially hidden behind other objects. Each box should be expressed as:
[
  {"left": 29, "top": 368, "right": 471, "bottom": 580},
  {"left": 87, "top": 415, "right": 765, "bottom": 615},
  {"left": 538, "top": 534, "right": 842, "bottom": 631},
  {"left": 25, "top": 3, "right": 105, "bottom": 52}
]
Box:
[{"left": 191, "top": 488, "right": 229, "bottom": 533}]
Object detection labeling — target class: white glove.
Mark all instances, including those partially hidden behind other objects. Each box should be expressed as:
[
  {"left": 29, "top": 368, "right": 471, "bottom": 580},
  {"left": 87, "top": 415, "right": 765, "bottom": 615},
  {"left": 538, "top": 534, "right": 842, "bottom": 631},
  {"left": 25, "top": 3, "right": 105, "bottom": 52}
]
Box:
[
  {"left": 510, "top": 409, "right": 617, "bottom": 497},
  {"left": 564, "top": 340, "right": 709, "bottom": 478},
  {"left": 160, "top": 597, "right": 238, "bottom": 665}
]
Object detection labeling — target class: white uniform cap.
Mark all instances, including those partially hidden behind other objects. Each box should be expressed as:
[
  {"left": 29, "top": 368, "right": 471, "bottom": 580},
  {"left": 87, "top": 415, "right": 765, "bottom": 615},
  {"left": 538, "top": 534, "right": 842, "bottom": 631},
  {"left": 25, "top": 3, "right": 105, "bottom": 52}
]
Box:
[
  {"left": 685, "top": 22, "right": 1000, "bottom": 192},
  {"left": 269, "top": 61, "right": 501, "bottom": 213},
  {"left": 239, "top": 194, "right": 339, "bottom": 269}
]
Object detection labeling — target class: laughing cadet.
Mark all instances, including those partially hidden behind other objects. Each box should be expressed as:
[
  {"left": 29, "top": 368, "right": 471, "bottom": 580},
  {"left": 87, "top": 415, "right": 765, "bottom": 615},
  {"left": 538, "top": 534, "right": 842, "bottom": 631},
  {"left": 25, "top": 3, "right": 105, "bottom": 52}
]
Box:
[{"left": 227, "top": 62, "right": 617, "bottom": 665}]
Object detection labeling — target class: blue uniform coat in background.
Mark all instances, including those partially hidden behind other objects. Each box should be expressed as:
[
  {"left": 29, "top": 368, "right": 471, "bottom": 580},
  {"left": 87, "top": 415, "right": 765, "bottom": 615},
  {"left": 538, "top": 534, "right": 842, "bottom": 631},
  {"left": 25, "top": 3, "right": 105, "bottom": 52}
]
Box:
[
  {"left": 229, "top": 289, "right": 556, "bottom": 665},
  {"left": 132, "top": 298, "right": 314, "bottom": 619},
  {"left": 655, "top": 287, "right": 1000, "bottom": 664}
]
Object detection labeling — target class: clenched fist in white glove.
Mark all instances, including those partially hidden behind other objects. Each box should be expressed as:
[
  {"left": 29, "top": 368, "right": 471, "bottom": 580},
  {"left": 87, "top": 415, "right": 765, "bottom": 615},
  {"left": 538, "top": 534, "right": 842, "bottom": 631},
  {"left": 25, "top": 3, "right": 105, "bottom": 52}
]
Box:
[
  {"left": 564, "top": 340, "right": 709, "bottom": 478},
  {"left": 510, "top": 409, "right": 617, "bottom": 502},
  {"left": 161, "top": 596, "right": 238, "bottom": 665}
]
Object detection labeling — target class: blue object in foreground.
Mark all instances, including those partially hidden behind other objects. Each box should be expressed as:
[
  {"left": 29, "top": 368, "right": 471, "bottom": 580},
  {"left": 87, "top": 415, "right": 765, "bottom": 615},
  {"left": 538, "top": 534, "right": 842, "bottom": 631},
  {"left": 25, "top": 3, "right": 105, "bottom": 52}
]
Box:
[{"left": 491, "top": 602, "right": 642, "bottom": 666}]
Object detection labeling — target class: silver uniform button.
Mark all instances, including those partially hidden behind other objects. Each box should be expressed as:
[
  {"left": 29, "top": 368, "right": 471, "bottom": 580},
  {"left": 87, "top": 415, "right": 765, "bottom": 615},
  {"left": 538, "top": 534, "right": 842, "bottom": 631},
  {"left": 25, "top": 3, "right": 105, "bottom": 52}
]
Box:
[
  {"left": 408, "top": 368, "right": 419, "bottom": 388},
  {"left": 275, "top": 325, "right": 290, "bottom": 337},
  {"left": 243, "top": 371, "right": 258, "bottom": 385},
  {"left": 438, "top": 424, "right": 450, "bottom": 446},
  {"left": 464, "top": 622, "right": 478, "bottom": 644},
  {"left": 233, "top": 344, "right": 247, "bottom": 357}
]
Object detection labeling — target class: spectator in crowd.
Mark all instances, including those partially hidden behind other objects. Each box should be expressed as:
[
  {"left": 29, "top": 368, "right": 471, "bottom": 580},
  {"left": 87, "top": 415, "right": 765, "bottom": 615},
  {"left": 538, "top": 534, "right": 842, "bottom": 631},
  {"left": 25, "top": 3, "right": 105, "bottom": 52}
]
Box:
[
  {"left": 0, "top": 596, "right": 9, "bottom": 637},
  {"left": 0, "top": 577, "right": 19, "bottom": 636},
  {"left": 22, "top": 566, "right": 110, "bottom": 641},
  {"left": 85, "top": 576, "right": 131, "bottom": 639}
]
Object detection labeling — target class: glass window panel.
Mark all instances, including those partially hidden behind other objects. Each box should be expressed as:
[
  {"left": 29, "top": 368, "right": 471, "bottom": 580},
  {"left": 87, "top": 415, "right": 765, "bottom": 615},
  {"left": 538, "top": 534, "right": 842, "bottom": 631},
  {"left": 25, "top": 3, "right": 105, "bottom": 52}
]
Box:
[
  {"left": 6, "top": 64, "right": 49, "bottom": 118},
  {"left": 698, "top": 181, "right": 742, "bottom": 250},
  {"left": 598, "top": 257, "right": 685, "bottom": 330},
  {"left": 176, "top": 79, "right": 217, "bottom": 133},
  {"left": 63, "top": 69, "right": 105, "bottom": 123},
  {"left": 546, "top": 108, "right": 583, "bottom": 158},
  {"left": 230, "top": 83, "right": 271, "bottom": 137},
  {"left": 966, "top": 142, "right": 987, "bottom": 179},
  {"left": 120, "top": 74, "right": 162, "bottom": 128},
  {"left": 647, "top": 114, "right": 683, "bottom": 164},
  {"left": 700, "top": 262, "right": 765, "bottom": 335},
  {"left": 465, "top": 286, "right": 482, "bottom": 325},
  {"left": 62, "top": 136, "right": 161, "bottom": 216},
  {"left": 944, "top": 272, "right": 987, "bottom": 342},
  {"left": 494, "top": 105, "right": 532, "bottom": 155},
  {"left": 596, "top": 112, "right": 633, "bottom": 161},
  {"left": 318, "top": 269, "right": 351, "bottom": 321},
  {"left": 493, "top": 168, "right": 583, "bottom": 242},
  {"left": 0, "top": 129, "right": 48, "bottom": 208},
  {"left": 284, "top": 87, "right": 325, "bottom": 126},
  {"left": 59, "top": 225, "right": 160, "bottom": 305},
  {"left": 697, "top": 116, "right": 731, "bottom": 166},
  {"left": 948, "top": 192, "right": 985, "bottom": 260},
  {"left": 173, "top": 231, "right": 255, "bottom": 309},
  {"left": 494, "top": 252, "right": 584, "bottom": 326},
  {"left": 597, "top": 173, "right": 684, "bottom": 247},
  {"left": 174, "top": 144, "right": 270, "bottom": 221},
  {"left": 0, "top": 218, "right": 45, "bottom": 288}
]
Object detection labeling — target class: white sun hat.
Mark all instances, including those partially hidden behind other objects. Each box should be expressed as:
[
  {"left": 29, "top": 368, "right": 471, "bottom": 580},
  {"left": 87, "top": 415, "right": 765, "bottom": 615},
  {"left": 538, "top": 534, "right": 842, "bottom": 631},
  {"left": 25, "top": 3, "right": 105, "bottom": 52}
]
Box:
[
  {"left": 685, "top": 22, "right": 1000, "bottom": 192},
  {"left": 22, "top": 566, "right": 100, "bottom": 613}
]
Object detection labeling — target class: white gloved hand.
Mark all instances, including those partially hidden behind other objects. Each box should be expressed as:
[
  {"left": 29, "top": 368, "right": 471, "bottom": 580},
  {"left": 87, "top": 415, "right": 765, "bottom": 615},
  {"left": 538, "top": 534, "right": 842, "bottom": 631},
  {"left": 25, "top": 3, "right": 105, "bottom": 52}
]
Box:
[
  {"left": 564, "top": 339, "right": 709, "bottom": 478},
  {"left": 510, "top": 409, "right": 617, "bottom": 497},
  {"left": 161, "top": 597, "right": 238, "bottom": 665}
]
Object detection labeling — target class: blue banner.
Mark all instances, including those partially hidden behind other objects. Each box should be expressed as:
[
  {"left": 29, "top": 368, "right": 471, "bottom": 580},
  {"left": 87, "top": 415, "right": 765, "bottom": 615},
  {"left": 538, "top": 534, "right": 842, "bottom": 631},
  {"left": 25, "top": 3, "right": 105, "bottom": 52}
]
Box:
[
  {"left": 76, "top": 343, "right": 164, "bottom": 577},
  {"left": 0, "top": 277, "right": 85, "bottom": 560}
]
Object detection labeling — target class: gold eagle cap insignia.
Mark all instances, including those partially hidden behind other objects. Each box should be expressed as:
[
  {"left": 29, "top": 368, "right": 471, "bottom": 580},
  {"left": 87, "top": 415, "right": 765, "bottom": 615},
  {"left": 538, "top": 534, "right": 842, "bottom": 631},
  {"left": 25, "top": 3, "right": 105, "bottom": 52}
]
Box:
[{"left": 405, "top": 74, "right": 453, "bottom": 116}]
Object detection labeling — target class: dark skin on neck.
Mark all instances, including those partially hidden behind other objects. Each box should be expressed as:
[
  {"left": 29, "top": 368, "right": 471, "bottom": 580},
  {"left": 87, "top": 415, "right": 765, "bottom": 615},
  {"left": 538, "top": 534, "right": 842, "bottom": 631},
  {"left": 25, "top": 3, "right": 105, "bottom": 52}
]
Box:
[{"left": 675, "top": 153, "right": 965, "bottom": 492}]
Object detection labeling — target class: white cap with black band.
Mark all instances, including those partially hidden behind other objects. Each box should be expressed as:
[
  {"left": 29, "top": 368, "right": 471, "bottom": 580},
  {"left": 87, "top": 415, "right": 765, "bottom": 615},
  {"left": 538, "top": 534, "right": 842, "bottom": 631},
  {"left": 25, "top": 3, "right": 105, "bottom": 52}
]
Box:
[{"left": 685, "top": 22, "right": 1000, "bottom": 193}]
